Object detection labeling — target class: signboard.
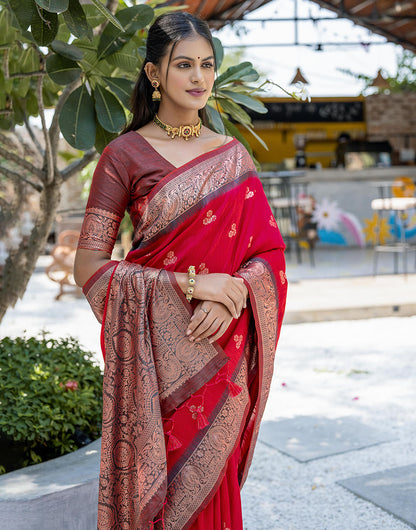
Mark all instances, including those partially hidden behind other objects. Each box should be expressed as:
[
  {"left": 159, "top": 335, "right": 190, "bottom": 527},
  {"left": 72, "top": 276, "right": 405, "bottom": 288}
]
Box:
[{"left": 252, "top": 101, "right": 364, "bottom": 123}]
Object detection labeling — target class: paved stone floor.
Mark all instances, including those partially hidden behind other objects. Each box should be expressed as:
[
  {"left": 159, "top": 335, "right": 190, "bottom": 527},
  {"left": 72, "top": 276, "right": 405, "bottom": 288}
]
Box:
[{"left": 1, "top": 250, "right": 415, "bottom": 529}]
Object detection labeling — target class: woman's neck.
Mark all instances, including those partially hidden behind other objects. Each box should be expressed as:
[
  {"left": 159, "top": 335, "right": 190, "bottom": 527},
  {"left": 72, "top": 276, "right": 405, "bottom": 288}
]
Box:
[{"left": 156, "top": 106, "right": 200, "bottom": 127}]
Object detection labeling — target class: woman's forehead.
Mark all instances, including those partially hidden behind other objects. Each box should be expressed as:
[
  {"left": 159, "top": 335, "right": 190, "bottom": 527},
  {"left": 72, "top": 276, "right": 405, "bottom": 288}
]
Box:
[{"left": 170, "top": 36, "right": 213, "bottom": 59}]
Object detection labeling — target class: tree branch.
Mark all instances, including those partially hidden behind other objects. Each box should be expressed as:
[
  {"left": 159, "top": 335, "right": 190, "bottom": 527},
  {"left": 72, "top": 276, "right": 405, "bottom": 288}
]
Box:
[
  {"left": 23, "top": 113, "right": 45, "bottom": 157},
  {"left": 61, "top": 149, "right": 97, "bottom": 181},
  {"left": 3, "top": 48, "right": 9, "bottom": 79},
  {"left": 49, "top": 79, "right": 81, "bottom": 166},
  {"left": 0, "top": 134, "right": 44, "bottom": 180},
  {"left": 0, "top": 165, "right": 43, "bottom": 193},
  {"left": 9, "top": 71, "right": 46, "bottom": 79},
  {"left": 36, "top": 74, "right": 54, "bottom": 184}
]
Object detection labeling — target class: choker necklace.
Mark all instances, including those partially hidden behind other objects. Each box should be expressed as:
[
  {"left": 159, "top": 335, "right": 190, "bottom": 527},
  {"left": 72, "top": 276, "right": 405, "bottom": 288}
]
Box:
[{"left": 153, "top": 114, "right": 201, "bottom": 141}]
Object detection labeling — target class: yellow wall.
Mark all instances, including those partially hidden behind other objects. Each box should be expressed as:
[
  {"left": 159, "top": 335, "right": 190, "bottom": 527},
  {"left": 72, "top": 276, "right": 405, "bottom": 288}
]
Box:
[{"left": 239, "top": 96, "right": 367, "bottom": 169}]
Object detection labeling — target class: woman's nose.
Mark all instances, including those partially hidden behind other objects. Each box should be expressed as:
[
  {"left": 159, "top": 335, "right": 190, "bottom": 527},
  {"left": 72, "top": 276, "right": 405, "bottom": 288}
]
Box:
[{"left": 191, "top": 66, "right": 204, "bottom": 82}]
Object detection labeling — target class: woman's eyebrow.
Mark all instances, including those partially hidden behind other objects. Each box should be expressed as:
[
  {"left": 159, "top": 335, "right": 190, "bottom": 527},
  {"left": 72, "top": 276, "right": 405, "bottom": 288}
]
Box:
[{"left": 172, "top": 55, "right": 215, "bottom": 62}]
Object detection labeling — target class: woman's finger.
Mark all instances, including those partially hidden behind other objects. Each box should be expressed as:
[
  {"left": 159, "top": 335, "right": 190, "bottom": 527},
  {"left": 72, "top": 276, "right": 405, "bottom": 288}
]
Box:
[
  {"left": 208, "top": 321, "right": 229, "bottom": 344},
  {"left": 194, "top": 318, "right": 221, "bottom": 342}
]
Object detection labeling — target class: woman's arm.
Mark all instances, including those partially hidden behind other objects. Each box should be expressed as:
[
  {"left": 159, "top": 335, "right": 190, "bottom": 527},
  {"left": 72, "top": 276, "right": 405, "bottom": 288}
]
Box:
[
  {"left": 74, "top": 248, "right": 112, "bottom": 288},
  {"left": 173, "top": 272, "right": 247, "bottom": 320}
]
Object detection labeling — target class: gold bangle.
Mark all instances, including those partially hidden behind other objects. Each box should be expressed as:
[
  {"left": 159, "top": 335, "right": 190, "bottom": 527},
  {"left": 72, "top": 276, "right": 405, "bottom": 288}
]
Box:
[{"left": 186, "top": 265, "right": 196, "bottom": 302}]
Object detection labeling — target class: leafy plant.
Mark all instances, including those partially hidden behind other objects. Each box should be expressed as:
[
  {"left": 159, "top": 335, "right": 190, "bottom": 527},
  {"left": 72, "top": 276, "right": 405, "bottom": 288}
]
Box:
[
  {"left": 0, "top": 334, "right": 103, "bottom": 474},
  {"left": 0, "top": 0, "right": 273, "bottom": 326}
]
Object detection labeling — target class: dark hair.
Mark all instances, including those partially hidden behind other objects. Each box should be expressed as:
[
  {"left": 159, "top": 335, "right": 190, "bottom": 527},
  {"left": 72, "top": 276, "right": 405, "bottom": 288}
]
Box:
[{"left": 122, "top": 12, "right": 215, "bottom": 134}]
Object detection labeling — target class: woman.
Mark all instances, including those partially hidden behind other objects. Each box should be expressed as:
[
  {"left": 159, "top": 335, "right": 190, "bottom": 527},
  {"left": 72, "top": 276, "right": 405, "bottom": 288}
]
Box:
[{"left": 74, "top": 12, "right": 287, "bottom": 530}]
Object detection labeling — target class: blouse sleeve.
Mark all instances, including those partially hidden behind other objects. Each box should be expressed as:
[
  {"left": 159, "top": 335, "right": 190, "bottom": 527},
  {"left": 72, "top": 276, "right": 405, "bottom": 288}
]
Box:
[{"left": 77, "top": 149, "right": 130, "bottom": 254}]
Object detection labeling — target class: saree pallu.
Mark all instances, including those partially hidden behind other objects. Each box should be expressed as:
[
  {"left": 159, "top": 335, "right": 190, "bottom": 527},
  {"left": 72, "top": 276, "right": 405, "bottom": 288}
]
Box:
[{"left": 82, "top": 139, "right": 287, "bottom": 529}]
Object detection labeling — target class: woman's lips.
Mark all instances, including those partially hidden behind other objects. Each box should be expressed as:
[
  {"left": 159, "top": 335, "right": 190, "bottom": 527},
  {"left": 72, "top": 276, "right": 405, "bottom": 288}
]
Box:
[{"left": 186, "top": 89, "right": 206, "bottom": 97}]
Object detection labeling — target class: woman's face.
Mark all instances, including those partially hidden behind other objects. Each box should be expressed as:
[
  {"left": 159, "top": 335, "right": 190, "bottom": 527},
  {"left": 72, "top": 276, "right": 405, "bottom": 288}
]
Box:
[{"left": 156, "top": 35, "right": 215, "bottom": 114}]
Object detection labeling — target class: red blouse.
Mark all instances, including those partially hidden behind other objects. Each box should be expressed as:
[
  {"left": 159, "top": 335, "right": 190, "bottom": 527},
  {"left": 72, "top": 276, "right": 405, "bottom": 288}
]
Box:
[{"left": 78, "top": 131, "right": 174, "bottom": 253}]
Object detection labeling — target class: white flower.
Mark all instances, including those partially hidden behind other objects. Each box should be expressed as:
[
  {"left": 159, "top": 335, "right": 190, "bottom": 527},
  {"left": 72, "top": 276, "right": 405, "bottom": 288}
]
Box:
[
  {"left": 311, "top": 198, "right": 342, "bottom": 231},
  {"left": 293, "top": 82, "right": 311, "bottom": 102}
]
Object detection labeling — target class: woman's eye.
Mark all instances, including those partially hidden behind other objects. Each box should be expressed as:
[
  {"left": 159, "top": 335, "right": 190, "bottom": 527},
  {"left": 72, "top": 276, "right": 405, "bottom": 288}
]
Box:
[
  {"left": 177, "top": 63, "right": 190, "bottom": 68},
  {"left": 203, "top": 62, "right": 214, "bottom": 68}
]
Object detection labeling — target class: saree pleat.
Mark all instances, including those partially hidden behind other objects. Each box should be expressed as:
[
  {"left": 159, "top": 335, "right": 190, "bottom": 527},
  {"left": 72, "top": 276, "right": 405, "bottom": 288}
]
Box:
[{"left": 79, "top": 134, "right": 287, "bottom": 529}]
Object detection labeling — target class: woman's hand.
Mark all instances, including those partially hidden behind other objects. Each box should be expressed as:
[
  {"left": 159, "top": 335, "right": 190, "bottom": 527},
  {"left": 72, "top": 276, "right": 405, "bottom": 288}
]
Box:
[
  {"left": 186, "top": 301, "right": 234, "bottom": 344},
  {"left": 192, "top": 273, "right": 248, "bottom": 319}
]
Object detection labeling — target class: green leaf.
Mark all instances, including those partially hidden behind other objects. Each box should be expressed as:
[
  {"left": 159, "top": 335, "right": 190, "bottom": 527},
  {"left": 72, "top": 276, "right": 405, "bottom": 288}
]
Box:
[
  {"left": 8, "top": 0, "right": 34, "bottom": 30},
  {"left": 82, "top": 4, "right": 106, "bottom": 28},
  {"left": 97, "top": 5, "right": 154, "bottom": 59},
  {"left": 51, "top": 39, "right": 83, "bottom": 61},
  {"left": 239, "top": 120, "right": 268, "bottom": 151},
  {"left": 221, "top": 117, "right": 261, "bottom": 168},
  {"left": 34, "top": 0, "right": 69, "bottom": 13},
  {"left": 31, "top": 6, "right": 58, "bottom": 46},
  {"left": 219, "top": 90, "right": 267, "bottom": 114},
  {"left": 102, "top": 76, "right": 133, "bottom": 108},
  {"left": 94, "top": 121, "right": 118, "bottom": 153},
  {"left": 21, "top": 47, "right": 40, "bottom": 73},
  {"left": 212, "top": 37, "right": 223, "bottom": 70},
  {"left": 46, "top": 54, "right": 81, "bottom": 85},
  {"left": 59, "top": 84, "right": 96, "bottom": 149},
  {"left": 218, "top": 98, "right": 252, "bottom": 125},
  {"left": 89, "top": 0, "right": 124, "bottom": 32},
  {"left": 0, "top": 9, "right": 17, "bottom": 45},
  {"left": 94, "top": 84, "right": 126, "bottom": 133},
  {"left": 63, "top": 0, "right": 93, "bottom": 40},
  {"left": 240, "top": 69, "right": 259, "bottom": 83},
  {"left": 12, "top": 77, "right": 31, "bottom": 98},
  {"left": 106, "top": 41, "right": 140, "bottom": 71},
  {"left": 215, "top": 62, "right": 255, "bottom": 88},
  {"left": 205, "top": 103, "right": 225, "bottom": 135}
]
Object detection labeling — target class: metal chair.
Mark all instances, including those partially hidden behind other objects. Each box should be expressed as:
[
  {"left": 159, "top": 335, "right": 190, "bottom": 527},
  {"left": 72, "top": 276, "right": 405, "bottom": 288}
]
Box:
[
  {"left": 370, "top": 181, "right": 416, "bottom": 275},
  {"left": 260, "top": 171, "right": 316, "bottom": 265}
]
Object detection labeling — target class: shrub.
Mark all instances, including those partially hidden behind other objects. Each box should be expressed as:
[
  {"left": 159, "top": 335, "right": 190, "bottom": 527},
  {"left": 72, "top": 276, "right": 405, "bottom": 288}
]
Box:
[{"left": 0, "top": 334, "right": 103, "bottom": 474}]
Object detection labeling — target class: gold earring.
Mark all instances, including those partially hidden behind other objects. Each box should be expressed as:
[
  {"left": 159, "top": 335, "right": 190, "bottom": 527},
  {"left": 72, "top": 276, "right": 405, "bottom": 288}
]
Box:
[{"left": 151, "top": 80, "right": 161, "bottom": 101}]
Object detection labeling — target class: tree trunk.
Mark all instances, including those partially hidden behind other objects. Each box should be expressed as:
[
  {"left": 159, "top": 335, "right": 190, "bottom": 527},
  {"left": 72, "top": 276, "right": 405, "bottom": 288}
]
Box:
[{"left": 0, "top": 177, "right": 62, "bottom": 324}]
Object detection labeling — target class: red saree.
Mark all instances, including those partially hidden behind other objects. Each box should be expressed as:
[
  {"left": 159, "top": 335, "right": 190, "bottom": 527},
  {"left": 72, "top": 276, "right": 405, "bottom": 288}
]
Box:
[{"left": 78, "top": 133, "right": 287, "bottom": 530}]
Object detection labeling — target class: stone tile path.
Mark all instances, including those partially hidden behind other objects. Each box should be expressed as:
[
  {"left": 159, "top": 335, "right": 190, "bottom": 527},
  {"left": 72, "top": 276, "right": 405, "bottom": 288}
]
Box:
[{"left": 258, "top": 415, "right": 396, "bottom": 462}]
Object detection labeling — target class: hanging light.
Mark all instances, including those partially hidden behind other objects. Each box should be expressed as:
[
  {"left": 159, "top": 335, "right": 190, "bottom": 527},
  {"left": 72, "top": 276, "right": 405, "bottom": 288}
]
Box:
[
  {"left": 290, "top": 67, "right": 309, "bottom": 85},
  {"left": 370, "top": 69, "right": 389, "bottom": 89}
]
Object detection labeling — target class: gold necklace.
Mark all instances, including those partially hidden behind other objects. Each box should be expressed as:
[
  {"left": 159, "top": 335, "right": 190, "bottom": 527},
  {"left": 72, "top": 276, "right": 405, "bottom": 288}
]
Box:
[{"left": 153, "top": 114, "right": 201, "bottom": 141}]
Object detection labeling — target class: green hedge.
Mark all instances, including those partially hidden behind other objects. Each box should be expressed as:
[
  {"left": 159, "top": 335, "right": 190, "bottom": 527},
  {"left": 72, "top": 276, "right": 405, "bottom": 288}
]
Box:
[{"left": 0, "top": 334, "right": 103, "bottom": 474}]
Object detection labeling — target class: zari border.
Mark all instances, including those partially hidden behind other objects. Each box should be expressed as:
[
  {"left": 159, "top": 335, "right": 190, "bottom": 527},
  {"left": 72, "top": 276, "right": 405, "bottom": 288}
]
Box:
[{"left": 235, "top": 257, "right": 280, "bottom": 486}]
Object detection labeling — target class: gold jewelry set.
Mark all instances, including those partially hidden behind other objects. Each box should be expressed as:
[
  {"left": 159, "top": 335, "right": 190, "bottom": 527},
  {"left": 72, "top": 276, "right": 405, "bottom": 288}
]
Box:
[
  {"left": 151, "top": 79, "right": 202, "bottom": 141},
  {"left": 186, "top": 266, "right": 196, "bottom": 302},
  {"left": 185, "top": 267, "right": 208, "bottom": 315}
]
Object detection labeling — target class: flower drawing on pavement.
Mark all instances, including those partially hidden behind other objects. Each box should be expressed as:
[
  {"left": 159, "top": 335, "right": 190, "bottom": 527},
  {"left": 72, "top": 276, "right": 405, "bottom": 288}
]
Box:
[
  {"left": 363, "top": 213, "right": 391, "bottom": 245},
  {"left": 312, "top": 198, "right": 342, "bottom": 231}
]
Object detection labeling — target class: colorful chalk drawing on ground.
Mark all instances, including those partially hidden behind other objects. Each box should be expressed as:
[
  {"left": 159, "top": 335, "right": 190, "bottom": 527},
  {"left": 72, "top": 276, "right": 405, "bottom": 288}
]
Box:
[{"left": 311, "top": 198, "right": 365, "bottom": 247}]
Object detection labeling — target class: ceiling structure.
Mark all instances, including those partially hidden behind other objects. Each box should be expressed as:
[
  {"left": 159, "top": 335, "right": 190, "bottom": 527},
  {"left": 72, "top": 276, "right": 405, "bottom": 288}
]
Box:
[
  {"left": 161, "top": 0, "right": 416, "bottom": 53},
  {"left": 158, "top": 0, "right": 274, "bottom": 29},
  {"left": 309, "top": 1, "right": 416, "bottom": 54}
]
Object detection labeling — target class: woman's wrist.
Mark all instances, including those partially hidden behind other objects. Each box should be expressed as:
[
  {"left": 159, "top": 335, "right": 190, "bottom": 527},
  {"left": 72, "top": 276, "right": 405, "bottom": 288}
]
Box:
[{"left": 173, "top": 272, "right": 190, "bottom": 294}]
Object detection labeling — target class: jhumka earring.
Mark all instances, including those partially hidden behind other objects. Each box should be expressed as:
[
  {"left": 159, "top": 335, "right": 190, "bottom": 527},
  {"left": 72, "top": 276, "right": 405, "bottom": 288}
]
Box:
[{"left": 151, "top": 80, "right": 161, "bottom": 101}]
